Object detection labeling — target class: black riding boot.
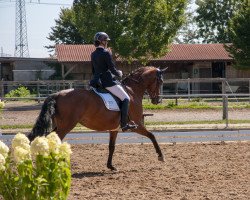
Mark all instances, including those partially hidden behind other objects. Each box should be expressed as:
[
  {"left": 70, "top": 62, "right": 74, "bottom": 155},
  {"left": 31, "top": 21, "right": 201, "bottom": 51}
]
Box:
[{"left": 120, "top": 98, "right": 137, "bottom": 132}]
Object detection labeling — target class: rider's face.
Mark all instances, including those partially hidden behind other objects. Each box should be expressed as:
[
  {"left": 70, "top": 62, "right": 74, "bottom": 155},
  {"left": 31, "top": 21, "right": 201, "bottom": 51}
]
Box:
[{"left": 103, "top": 40, "right": 108, "bottom": 48}]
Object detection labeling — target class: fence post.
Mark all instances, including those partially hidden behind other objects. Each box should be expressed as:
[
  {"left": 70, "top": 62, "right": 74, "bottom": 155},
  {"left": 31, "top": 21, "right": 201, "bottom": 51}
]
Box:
[
  {"left": 175, "top": 82, "right": 178, "bottom": 105},
  {"left": 37, "top": 79, "right": 40, "bottom": 102},
  {"left": 223, "top": 95, "right": 229, "bottom": 128},
  {"left": 222, "top": 80, "right": 227, "bottom": 120},
  {"left": 188, "top": 78, "right": 190, "bottom": 101},
  {"left": 249, "top": 80, "right": 250, "bottom": 103},
  {"left": 0, "top": 80, "right": 4, "bottom": 99}
]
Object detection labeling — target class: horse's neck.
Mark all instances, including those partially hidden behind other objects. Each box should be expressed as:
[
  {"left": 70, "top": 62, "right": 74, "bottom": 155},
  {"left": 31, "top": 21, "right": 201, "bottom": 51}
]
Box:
[{"left": 125, "top": 82, "right": 146, "bottom": 101}]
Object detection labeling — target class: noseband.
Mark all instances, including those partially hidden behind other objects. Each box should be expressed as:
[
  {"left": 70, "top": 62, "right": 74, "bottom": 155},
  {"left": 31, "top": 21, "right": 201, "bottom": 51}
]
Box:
[{"left": 147, "top": 70, "right": 163, "bottom": 101}]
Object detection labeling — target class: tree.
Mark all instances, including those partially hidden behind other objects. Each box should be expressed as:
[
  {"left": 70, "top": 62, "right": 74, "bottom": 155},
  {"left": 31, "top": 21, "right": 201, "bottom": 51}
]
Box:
[
  {"left": 174, "top": 0, "right": 199, "bottom": 44},
  {"left": 194, "top": 0, "right": 245, "bottom": 43},
  {"left": 46, "top": 8, "right": 84, "bottom": 51},
  {"left": 49, "top": 0, "right": 187, "bottom": 62},
  {"left": 226, "top": 3, "right": 250, "bottom": 69}
]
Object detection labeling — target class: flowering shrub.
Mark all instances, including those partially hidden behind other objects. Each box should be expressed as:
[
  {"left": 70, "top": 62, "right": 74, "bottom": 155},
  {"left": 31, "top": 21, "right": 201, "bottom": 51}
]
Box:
[
  {"left": 0, "top": 132, "right": 72, "bottom": 200},
  {"left": 0, "top": 100, "right": 4, "bottom": 108},
  {"left": 0, "top": 100, "right": 4, "bottom": 116}
]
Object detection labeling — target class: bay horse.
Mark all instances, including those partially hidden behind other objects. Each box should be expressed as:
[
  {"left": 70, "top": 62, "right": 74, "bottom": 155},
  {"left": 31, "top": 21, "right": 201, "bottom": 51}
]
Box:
[{"left": 28, "top": 66, "right": 166, "bottom": 171}]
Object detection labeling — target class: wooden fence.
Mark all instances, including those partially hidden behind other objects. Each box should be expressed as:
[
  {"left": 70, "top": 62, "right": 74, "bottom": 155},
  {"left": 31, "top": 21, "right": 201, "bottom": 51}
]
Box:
[{"left": 1, "top": 78, "right": 250, "bottom": 99}]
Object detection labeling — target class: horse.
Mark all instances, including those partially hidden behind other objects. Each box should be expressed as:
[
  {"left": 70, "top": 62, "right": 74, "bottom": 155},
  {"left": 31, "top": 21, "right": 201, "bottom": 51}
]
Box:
[{"left": 28, "top": 66, "right": 167, "bottom": 171}]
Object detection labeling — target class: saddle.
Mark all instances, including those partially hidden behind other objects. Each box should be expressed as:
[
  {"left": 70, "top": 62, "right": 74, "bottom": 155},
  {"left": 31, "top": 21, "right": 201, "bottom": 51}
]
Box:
[{"left": 91, "top": 87, "right": 121, "bottom": 111}]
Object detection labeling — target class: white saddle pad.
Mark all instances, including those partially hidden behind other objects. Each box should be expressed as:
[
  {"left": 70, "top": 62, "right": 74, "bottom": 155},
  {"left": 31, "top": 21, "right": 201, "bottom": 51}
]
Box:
[{"left": 92, "top": 88, "right": 120, "bottom": 111}]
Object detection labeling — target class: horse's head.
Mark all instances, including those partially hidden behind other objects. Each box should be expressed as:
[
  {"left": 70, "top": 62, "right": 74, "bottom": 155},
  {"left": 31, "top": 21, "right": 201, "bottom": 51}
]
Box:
[
  {"left": 122, "top": 66, "right": 167, "bottom": 104},
  {"left": 143, "top": 67, "right": 167, "bottom": 105}
]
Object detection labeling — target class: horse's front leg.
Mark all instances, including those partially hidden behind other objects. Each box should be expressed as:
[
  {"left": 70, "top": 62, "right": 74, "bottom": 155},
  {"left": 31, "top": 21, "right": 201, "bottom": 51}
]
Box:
[
  {"left": 107, "top": 131, "right": 118, "bottom": 171},
  {"left": 134, "top": 125, "right": 165, "bottom": 162}
]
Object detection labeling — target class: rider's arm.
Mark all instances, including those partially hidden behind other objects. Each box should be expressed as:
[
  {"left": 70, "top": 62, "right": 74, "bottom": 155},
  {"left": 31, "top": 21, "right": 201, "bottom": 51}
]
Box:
[
  {"left": 91, "top": 53, "right": 95, "bottom": 76},
  {"left": 105, "top": 52, "right": 122, "bottom": 78}
]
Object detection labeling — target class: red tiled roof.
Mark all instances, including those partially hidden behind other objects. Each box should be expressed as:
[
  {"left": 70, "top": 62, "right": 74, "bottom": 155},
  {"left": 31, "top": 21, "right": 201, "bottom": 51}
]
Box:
[
  {"left": 56, "top": 43, "right": 233, "bottom": 62},
  {"left": 56, "top": 44, "right": 95, "bottom": 62},
  {"left": 159, "top": 43, "right": 232, "bottom": 61}
]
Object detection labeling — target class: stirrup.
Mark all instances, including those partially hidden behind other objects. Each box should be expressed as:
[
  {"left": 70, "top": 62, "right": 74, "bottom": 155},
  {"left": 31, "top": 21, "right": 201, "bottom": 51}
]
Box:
[{"left": 121, "top": 122, "right": 138, "bottom": 132}]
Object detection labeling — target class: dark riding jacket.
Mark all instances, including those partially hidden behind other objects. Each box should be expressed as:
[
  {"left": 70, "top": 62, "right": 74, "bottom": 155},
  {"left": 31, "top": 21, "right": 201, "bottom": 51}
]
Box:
[{"left": 90, "top": 47, "right": 121, "bottom": 88}]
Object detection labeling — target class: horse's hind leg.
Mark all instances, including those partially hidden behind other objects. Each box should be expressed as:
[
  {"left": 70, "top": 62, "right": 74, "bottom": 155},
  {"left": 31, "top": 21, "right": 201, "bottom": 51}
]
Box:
[
  {"left": 54, "top": 117, "right": 78, "bottom": 140},
  {"left": 134, "top": 125, "right": 165, "bottom": 162},
  {"left": 107, "top": 131, "right": 118, "bottom": 171}
]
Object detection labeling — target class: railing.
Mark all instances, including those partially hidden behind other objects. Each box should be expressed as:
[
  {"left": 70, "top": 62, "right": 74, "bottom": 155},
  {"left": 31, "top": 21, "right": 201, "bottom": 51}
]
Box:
[
  {"left": 0, "top": 80, "right": 89, "bottom": 99},
  {"left": 1, "top": 78, "right": 250, "bottom": 128},
  {"left": 1, "top": 78, "right": 250, "bottom": 99}
]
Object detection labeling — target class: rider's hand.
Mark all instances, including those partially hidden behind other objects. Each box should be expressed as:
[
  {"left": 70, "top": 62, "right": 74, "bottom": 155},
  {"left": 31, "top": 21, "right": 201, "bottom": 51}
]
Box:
[{"left": 117, "top": 70, "right": 123, "bottom": 78}]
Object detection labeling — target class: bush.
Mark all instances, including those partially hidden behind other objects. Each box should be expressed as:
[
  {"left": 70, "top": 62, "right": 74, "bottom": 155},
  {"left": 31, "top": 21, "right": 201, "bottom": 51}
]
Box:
[
  {"left": 5, "top": 86, "right": 31, "bottom": 98},
  {"left": 0, "top": 100, "right": 4, "bottom": 110},
  {"left": 0, "top": 132, "right": 72, "bottom": 200}
]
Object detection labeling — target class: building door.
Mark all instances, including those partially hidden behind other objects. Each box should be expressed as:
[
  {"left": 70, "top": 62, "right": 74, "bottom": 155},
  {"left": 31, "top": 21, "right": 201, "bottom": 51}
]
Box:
[
  {"left": 1, "top": 62, "right": 13, "bottom": 81},
  {"left": 212, "top": 62, "right": 225, "bottom": 93},
  {"left": 199, "top": 68, "right": 212, "bottom": 93}
]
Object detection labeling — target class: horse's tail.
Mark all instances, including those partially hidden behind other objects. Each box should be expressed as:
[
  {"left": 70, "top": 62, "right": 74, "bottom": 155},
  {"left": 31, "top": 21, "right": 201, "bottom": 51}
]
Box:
[{"left": 28, "top": 94, "right": 57, "bottom": 141}]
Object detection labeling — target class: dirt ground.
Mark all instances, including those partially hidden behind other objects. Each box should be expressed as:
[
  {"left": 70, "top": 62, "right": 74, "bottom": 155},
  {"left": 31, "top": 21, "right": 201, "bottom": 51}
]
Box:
[
  {"left": 1, "top": 102, "right": 250, "bottom": 199},
  {"left": 69, "top": 142, "right": 250, "bottom": 200}
]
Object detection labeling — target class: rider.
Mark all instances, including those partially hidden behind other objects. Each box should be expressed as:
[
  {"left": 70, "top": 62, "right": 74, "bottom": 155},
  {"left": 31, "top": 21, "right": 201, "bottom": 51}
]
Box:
[{"left": 90, "top": 32, "right": 137, "bottom": 132}]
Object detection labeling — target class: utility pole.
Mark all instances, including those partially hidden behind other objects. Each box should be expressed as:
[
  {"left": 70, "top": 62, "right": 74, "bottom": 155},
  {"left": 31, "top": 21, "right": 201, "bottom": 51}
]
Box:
[{"left": 14, "top": 0, "right": 29, "bottom": 57}]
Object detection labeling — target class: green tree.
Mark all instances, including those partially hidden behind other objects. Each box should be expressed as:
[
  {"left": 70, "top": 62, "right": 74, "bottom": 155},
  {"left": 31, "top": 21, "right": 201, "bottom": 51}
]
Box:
[
  {"left": 226, "top": 3, "right": 250, "bottom": 69},
  {"left": 175, "top": 0, "right": 199, "bottom": 44},
  {"left": 49, "top": 0, "right": 187, "bottom": 62},
  {"left": 195, "top": 0, "right": 245, "bottom": 43},
  {"left": 74, "top": 0, "right": 187, "bottom": 61},
  {"left": 46, "top": 8, "right": 84, "bottom": 51}
]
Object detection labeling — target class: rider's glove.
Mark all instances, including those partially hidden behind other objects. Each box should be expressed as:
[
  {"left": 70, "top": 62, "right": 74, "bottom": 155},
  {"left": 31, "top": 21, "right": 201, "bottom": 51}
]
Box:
[{"left": 117, "top": 70, "right": 123, "bottom": 78}]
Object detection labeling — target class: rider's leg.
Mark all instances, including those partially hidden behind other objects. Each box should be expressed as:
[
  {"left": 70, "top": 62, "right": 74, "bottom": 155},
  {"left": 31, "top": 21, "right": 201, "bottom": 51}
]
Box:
[
  {"left": 106, "top": 85, "right": 137, "bottom": 131},
  {"left": 106, "top": 84, "right": 129, "bottom": 101}
]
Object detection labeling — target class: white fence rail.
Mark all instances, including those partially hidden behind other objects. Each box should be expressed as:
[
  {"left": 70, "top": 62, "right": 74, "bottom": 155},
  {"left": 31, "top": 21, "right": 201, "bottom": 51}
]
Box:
[{"left": 1, "top": 78, "right": 250, "bottom": 128}]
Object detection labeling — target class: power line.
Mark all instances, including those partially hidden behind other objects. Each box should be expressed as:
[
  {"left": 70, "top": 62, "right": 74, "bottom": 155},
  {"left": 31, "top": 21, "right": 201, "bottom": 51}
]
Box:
[
  {"left": 28, "top": 1, "right": 71, "bottom": 6},
  {"left": 0, "top": 1, "right": 71, "bottom": 6}
]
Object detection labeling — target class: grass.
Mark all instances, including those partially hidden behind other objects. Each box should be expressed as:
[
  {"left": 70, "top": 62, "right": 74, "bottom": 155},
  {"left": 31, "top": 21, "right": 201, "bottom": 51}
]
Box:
[
  {"left": 2, "top": 120, "right": 250, "bottom": 130},
  {"left": 145, "top": 119, "right": 250, "bottom": 125},
  {"left": 142, "top": 99, "right": 250, "bottom": 110}
]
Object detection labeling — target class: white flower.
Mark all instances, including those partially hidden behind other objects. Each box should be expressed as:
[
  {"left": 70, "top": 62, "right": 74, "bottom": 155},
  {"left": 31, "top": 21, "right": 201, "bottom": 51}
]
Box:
[
  {"left": 0, "top": 140, "right": 9, "bottom": 158},
  {"left": 30, "top": 137, "right": 49, "bottom": 156},
  {"left": 12, "top": 133, "right": 30, "bottom": 151},
  {"left": 0, "top": 154, "right": 6, "bottom": 171},
  {"left": 59, "top": 142, "right": 72, "bottom": 160},
  {"left": 46, "top": 132, "right": 61, "bottom": 154},
  {"left": 0, "top": 100, "right": 4, "bottom": 109},
  {"left": 13, "top": 146, "right": 31, "bottom": 163}
]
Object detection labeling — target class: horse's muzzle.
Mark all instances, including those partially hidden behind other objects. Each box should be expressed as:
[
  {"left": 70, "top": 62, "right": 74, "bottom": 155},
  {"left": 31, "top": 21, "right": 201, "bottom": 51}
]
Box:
[{"left": 151, "top": 97, "right": 162, "bottom": 105}]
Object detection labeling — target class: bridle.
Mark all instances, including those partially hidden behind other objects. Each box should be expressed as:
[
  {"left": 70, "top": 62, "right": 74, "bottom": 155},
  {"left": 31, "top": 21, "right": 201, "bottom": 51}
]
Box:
[
  {"left": 147, "top": 69, "right": 163, "bottom": 102},
  {"left": 122, "top": 68, "right": 165, "bottom": 103}
]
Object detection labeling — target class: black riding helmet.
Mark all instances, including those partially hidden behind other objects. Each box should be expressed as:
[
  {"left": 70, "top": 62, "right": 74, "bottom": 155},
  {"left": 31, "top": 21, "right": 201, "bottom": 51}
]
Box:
[{"left": 94, "top": 32, "right": 110, "bottom": 47}]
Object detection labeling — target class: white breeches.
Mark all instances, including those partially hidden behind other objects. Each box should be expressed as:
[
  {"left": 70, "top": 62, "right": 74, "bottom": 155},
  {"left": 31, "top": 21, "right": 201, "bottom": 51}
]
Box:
[{"left": 105, "top": 85, "right": 130, "bottom": 101}]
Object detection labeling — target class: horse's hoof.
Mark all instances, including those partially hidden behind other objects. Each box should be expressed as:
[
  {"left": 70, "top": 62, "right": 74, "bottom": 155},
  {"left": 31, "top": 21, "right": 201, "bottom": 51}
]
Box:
[
  {"left": 108, "top": 165, "right": 118, "bottom": 172},
  {"left": 158, "top": 156, "right": 165, "bottom": 162}
]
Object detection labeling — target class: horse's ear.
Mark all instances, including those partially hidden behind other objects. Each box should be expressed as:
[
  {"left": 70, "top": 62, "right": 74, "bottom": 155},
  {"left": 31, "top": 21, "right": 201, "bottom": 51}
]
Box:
[{"left": 160, "top": 67, "right": 168, "bottom": 74}]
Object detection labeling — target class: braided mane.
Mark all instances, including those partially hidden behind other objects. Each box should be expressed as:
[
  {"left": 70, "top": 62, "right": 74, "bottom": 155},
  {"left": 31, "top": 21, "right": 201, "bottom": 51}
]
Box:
[{"left": 122, "top": 66, "right": 155, "bottom": 84}]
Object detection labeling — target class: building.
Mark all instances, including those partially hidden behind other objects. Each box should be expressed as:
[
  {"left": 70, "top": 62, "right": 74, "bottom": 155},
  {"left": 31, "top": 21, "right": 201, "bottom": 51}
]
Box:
[
  {"left": 0, "top": 57, "right": 56, "bottom": 81},
  {"left": 56, "top": 43, "right": 250, "bottom": 79}
]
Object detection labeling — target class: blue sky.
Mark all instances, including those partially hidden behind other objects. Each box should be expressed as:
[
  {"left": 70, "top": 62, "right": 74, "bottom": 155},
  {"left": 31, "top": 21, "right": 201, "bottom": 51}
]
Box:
[{"left": 0, "top": 0, "right": 73, "bottom": 58}]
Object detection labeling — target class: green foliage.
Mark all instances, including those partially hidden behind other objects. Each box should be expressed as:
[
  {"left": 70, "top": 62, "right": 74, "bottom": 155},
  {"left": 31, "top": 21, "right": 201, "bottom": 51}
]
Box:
[
  {"left": 0, "top": 101, "right": 4, "bottom": 110},
  {"left": 226, "top": 3, "right": 250, "bottom": 69},
  {"left": 195, "top": 0, "right": 245, "bottom": 43},
  {"left": 5, "top": 86, "right": 31, "bottom": 98},
  {"left": 142, "top": 100, "right": 213, "bottom": 109},
  {"left": 174, "top": 0, "right": 199, "bottom": 44},
  {"left": 46, "top": 8, "right": 85, "bottom": 51},
  {"left": 49, "top": 0, "right": 187, "bottom": 62}
]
